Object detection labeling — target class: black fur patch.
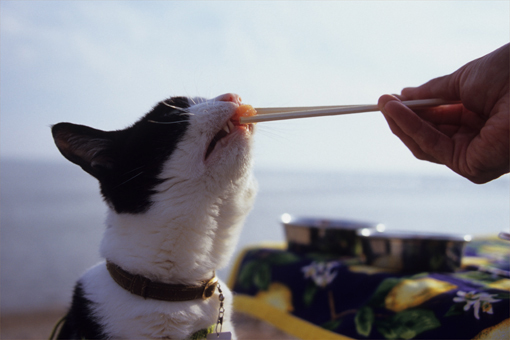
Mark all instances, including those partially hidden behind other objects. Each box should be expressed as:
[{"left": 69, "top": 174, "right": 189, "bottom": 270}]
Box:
[
  {"left": 53, "top": 97, "right": 191, "bottom": 213},
  {"left": 57, "top": 282, "right": 107, "bottom": 339},
  {"left": 98, "top": 97, "right": 191, "bottom": 213}
]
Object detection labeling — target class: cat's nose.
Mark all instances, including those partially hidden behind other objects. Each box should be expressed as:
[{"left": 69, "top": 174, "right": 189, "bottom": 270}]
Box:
[{"left": 215, "top": 93, "right": 242, "bottom": 105}]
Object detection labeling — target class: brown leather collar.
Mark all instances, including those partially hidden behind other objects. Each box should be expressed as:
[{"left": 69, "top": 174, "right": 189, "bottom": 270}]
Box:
[{"left": 106, "top": 261, "right": 218, "bottom": 301}]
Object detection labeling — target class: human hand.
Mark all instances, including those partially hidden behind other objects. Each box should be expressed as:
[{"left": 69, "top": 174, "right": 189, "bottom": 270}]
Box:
[{"left": 378, "top": 43, "right": 509, "bottom": 184}]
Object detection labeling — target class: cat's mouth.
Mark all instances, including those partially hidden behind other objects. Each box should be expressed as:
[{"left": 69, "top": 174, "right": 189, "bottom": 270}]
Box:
[
  {"left": 205, "top": 119, "right": 251, "bottom": 160},
  {"left": 205, "top": 119, "right": 235, "bottom": 160}
]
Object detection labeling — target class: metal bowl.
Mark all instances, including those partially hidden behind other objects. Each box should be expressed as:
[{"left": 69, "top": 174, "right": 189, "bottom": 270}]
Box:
[
  {"left": 282, "top": 214, "right": 385, "bottom": 256},
  {"left": 357, "top": 228, "right": 472, "bottom": 273},
  {"left": 499, "top": 231, "right": 510, "bottom": 241}
]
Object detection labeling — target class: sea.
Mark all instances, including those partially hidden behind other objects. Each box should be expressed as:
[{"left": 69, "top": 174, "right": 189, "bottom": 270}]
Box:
[{"left": 1, "top": 159, "right": 509, "bottom": 315}]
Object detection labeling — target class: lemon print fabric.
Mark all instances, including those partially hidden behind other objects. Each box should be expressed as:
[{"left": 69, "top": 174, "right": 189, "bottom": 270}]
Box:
[
  {"left": 472, "top": 318, "right": 510, "bottom": 339},
  {"left": 255, "top": 282, "right": 294, "bottom": 312},
  {"left": 385, "top": 278, "right": 457, "bottom": 312},
  {"left": 230, "top": 241, "right": 510, "bottom": 340},
  {"left": 487, "top": 279, "right": 510, "bottom": 292}
]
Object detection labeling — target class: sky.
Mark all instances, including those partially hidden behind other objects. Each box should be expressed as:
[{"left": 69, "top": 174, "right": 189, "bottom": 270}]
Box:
[{"left": 1, "top": 0, "right": 509, "bottom": 175}]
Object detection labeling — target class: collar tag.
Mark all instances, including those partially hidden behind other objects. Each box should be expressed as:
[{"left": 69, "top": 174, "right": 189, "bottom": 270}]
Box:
[{"left": 206, "top": 332, "right": 232, "bottom": 339}]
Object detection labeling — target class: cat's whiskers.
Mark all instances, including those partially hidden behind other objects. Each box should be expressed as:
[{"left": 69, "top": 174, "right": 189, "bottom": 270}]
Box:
[
  {"left": 255, "top": 125, "right": 290, "bottom": 143},
  {"left": 123, "top": 165, "right": 146, "bottom": 175},
  {"left": 179, "top": 111, "right": 195, "bottom": 117},
  {"left": 114, "top": 171, "right": 144, "bottom": 188},
  {"left": 161, "top": 101, "right": 189, "bottom": 112},
  {"left": 148, "top": 120, "right": 190, "bottom": 125},
  {"left": 188, "top": 96, "right": 206, "bottom": 106}
]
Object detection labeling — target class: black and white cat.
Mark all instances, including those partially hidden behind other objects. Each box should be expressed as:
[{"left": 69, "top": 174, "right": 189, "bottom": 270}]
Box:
[{"left": 52, "top": 93, "right": 256, "bottom": 339}]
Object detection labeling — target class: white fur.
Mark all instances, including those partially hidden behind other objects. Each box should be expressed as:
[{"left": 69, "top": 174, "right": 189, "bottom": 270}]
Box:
[{"left": 78, "top": 96, "right": 257, "bottom": 339}]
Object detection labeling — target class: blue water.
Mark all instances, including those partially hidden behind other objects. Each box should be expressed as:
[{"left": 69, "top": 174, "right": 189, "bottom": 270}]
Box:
[{"left": 1, "top": 159, "right": 508, "bottom": 314}]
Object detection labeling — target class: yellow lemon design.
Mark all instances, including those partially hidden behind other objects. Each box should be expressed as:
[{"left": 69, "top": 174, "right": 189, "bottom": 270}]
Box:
[
  {"left": 478, "top": 244, "right": 510, "bottom": 257},
  {"left": 348, "top": 265, "right": 394, "bottom": 275},
  {"left": 486, "top": 279, "right": 510, "bottom": 292},
  {"left": 385, "top": 278, "right": 457, "bottom": 312},
  {"left": 472, "top": 318, "right": 510, "bottom": 339},
  {"left": 461, "top": 256, "right": 490, "bottom": 268},
  {"left": 255, "top": 282, "right": 294, "bottom": 312}
]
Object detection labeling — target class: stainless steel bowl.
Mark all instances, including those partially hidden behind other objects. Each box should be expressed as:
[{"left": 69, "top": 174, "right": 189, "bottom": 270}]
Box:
[
  {"left": 282, "top": 214, "right": 385, "bottom": 256},
  {"left": 357, "top": 228, "right": 472, "bottom": 273},
  {"left": 499, "top": 231, "right": 510, "bottom": 241}
]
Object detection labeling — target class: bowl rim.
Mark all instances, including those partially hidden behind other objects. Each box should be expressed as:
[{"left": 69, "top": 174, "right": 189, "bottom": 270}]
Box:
[
  {"left": 357, "top": 228, "right": 471, "bottom": 242},
  {"left": 281, "top": 214, "right": 383, "bottom": 230}
]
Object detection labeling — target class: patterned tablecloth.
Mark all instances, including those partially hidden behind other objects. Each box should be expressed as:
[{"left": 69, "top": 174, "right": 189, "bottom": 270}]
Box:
[{"left": 228, "top": 238, "right": 509, "bottom": 340}]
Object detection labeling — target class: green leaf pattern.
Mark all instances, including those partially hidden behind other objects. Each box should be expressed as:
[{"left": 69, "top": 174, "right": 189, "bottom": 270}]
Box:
[
  {"left": 376, "top": 309, "right": 440, "bottom": 340},
  {"left": 355, "top": 306, "right": 374, "bottom": 337},
  {"left": 237, "top": 250, "right": 300, "bottom": 291},
  {"left": 235, "top": 244, "right": 508, "bottom": 340}
]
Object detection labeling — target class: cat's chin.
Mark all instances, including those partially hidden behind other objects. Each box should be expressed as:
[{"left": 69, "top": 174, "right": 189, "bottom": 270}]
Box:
[
  {"left": 204, "top": 117, "right": 254, "bottom": 161},
  {"left": 203, "top": 125, "right": 254, "bottom": 166}
]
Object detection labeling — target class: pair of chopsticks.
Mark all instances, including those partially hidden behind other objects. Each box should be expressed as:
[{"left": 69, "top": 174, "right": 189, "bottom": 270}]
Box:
[{"left": 240, "top": 98, "right": 459, "bottom": 124}]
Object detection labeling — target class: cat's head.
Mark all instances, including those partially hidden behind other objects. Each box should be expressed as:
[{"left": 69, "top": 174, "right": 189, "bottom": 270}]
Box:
[{"left": 52, "top": 93, "right": 255, "bottom": 214}]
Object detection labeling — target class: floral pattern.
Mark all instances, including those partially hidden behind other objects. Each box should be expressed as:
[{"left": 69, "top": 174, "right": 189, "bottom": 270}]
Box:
[
  {"left": 452, "top": 291, "right": 502, "bottom": 320},
  {"left": 302, "top": 261, "right": 340, "bottom": 288},
  {"left": 232, "top": 237, "right": 510, "bottom": 339}
]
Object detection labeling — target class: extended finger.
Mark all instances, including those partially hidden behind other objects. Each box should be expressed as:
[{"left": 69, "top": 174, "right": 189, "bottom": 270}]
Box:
[
  {"left": 380, "top": 97, "right": 452, "bottom": 165},
  {"left": 378, "top": 95, "right": 440, "bottom": 163}
]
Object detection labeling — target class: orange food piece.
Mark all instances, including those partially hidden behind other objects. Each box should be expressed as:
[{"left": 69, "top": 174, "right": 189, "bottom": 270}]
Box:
[{"left": 234, "top": 104, "right": 257, "bottom": 122}]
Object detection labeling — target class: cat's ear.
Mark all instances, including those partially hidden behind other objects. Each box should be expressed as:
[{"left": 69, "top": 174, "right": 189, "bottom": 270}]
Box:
[{"left": 52, "top": 122, "right": 117, "bottom": 178}]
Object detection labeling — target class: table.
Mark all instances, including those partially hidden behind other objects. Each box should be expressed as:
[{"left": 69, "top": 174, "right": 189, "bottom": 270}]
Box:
[{"left": 228, "top": 238, "right": 509, "bottom": 339}]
